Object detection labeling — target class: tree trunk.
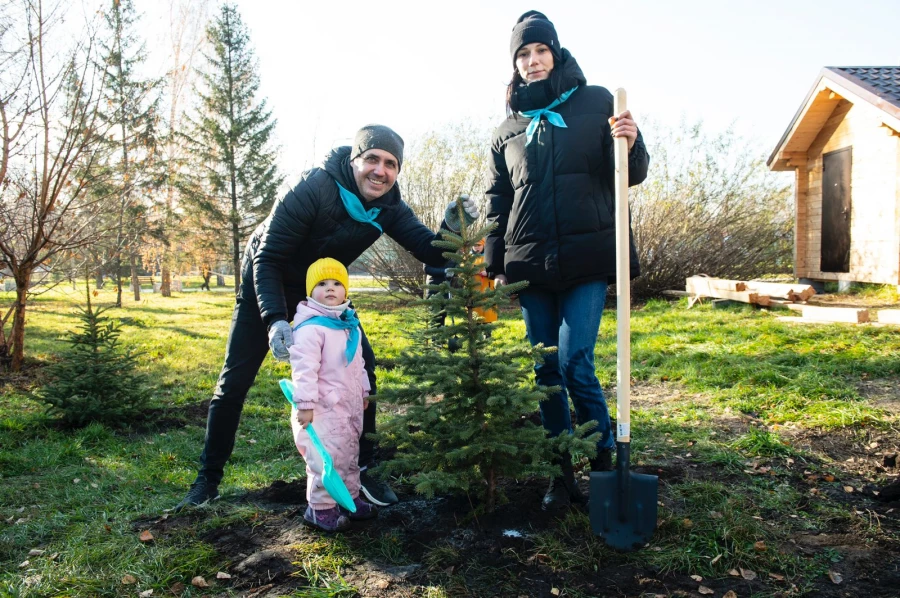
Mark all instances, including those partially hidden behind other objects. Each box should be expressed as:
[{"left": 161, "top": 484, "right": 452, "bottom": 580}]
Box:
[
  {"left": 9, "top": 270, "right": 32, "bottom": 372},
  {"left": 114, "top": 254, "right": 123, "bottom": 307},
  {"left": 216, "top": 274, "right": 225, "bottom": 287},
  {"left": 95, "top": 267, "right": 104, "bottom": 290},
  {"left": 130, "top": 254, "right": 141, "bottom": 301},
  {"left": 161, "top": 265, "right": 171, "bottom": 297}
]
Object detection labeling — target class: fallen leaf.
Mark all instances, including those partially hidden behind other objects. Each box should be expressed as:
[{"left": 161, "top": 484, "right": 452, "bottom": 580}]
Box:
[
  {"left": 740, "top": 568, "right": 757, "bottom": 580},
  {"left": 824, "top": 474, "right": 835, "bottom": 482},
  {"left": 683, "top": 518, "right": 693, "bottom": 528},
  {"left": 723, "top": 592, "right": 737, "bottom": 598},
  {"left": 728, "top": 569, "right": 740, "bottom": 577},
  {"left": 828, "top": 570, "right": 842, "bottom": 584},
  {"left": 216, "top": 571, "right": 231, "bottom": 580},
  {"left": 769, "top": 572, "right": 785, "bottom": 581},
  {"left": 28, "top": 549, "right": 45, "bottom": 557},
  {"left": 138, "top": 530, "right": 154, "bottom": 543},
  {"left": 710, "top": 554, "right": 722, "bottom": 565},
  {"left": 48, "top": 553, "right": 59, "bottom": 561},
  {"left": 122, "top": 574, "right": 137, "bottom": 585},
  {"left": 18, "top": 560, "right": 29, "bottom": 568},
  {"left": 90, "top": 483, "right": 98, "bottom": 489},
  {"left": 191, "top": 576, "right": 209, "bottom": 588},
  {"left": 786, "top": 458, "right": 794, "bottom": 465},
  {"left": 550, "top": 588, "right": 560, "bottom": 596},
  {"left": 138, "top": 590, "right": 153, "bottom": 597},
  {"left": 72, "top": 478, "right": 81, "bottom": 484},
  {"left": 247, "top": 438, "right": 257, "bottom": 444},
  {"left": 691, "top": 574, "right": 703, "bottom": 582},
  {"left": 843, "top": 486, "right": 854, "bottom": 493},
  {"left": 170, "top": 582, "right": 185, "bottom": 594},
  {"left": 754, "top": 541, "right": 767, "bottom": 552},
  {"left": 698, "top": 586, "right": 714, "bottom": 595},
  {"left": 709, "top": 511, "right": 723, "bottom": 519}
]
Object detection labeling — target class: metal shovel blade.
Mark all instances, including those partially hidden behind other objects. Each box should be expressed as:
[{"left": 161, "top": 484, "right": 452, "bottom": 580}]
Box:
[{"left": 590, "top": 443, "right": 658, "bottom": 550}]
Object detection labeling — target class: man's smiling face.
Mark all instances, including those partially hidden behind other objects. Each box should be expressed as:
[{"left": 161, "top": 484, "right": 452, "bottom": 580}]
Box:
[{"left": 351, "top": 149, "right": 399, "bottom": 202}]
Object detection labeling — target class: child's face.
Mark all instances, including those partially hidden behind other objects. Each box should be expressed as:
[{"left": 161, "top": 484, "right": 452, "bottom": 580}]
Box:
[{"left": 311, "top": 279, "right": 347, "bottom": 306}]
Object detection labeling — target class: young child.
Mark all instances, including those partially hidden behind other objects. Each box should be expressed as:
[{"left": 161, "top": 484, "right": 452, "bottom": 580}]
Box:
[{"left": 289, "top": 258, "right": 377, "bottom": 532}]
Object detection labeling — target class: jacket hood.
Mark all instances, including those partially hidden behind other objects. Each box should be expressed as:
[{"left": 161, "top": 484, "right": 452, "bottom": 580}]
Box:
[{"left": 321, "top": 146, "right": 403, "bottom": 209}]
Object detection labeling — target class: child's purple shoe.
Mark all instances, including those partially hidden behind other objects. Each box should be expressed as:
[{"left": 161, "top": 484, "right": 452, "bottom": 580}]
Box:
[
  {"left": 341, "top": 496, "right": 378, "bottom": 521},
  {"left": 303, "top": 505, "right": 350, "bottom": 532}
]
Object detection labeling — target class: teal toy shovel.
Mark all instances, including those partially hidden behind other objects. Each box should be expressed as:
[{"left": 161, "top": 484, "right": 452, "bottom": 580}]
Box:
[{"left": 279, "top": 379, "right": 356, "bottom": 513}]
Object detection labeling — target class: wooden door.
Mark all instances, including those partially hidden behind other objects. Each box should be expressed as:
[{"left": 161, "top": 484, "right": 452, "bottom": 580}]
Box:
[{"left": 821, "top": 147, "right": 852, "bottom": 272}]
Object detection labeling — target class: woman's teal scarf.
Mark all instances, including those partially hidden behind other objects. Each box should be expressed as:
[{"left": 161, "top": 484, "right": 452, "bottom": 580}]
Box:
[{"left": 519, "top": 86, "right": 578, "bottom": 145}]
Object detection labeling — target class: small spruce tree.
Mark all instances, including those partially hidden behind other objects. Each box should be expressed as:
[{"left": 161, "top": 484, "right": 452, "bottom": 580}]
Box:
[
  {"left": 35, "top": 283, "right": 150, "bottom": 427},
  {"left": 377, "top": 210, "right": 598, "bottom": 513}
]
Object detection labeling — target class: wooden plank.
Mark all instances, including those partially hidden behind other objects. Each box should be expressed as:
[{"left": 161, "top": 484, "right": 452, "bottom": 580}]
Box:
[
  {"left": 801, "top": 306, "right": 869, "bottom": 323},
  {"left": 686, "top": 276, "right": 747, "bottom": 293},
  {"left": 662, "top": 290, "right": 690, "bottom": 297},
  {"left": 768, "top": 299, "right": 805, "bottom": 311},
  {"left": 877, "top": 310, "right": 900, "bottom": 325},
  {"left": 745, "top": 282, "right": 816, "bottom": 301}
]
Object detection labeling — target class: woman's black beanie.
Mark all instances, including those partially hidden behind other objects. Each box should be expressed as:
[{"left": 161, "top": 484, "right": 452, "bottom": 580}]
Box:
[{"left": 509, "top": 11, "right": 561, "bottom": 65}]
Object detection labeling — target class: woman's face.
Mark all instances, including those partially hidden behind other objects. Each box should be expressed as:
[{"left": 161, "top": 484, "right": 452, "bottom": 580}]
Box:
[{"left": 515, "top": 42, "right": 554, "bottom": 83}]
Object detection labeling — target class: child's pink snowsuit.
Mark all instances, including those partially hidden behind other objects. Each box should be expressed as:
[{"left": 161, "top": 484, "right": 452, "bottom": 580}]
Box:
[{"left": 289, "top": 300, "right": 370, "bottom": 509}]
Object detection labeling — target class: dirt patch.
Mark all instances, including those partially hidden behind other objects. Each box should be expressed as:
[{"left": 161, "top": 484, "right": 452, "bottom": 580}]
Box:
[
  {"left": 134, "top": 382, "right": 900, "bottom": 597},
  {"left": 806, "top": 293, "right": 900, "bottom": 310},
  {"left": 133, "top": 399, "right": 211, "bottom": 433}
]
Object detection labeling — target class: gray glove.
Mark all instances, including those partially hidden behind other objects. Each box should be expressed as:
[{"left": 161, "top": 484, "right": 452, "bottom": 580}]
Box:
[
  {"left": 267, "top": 320, "right": 293, "bottom": 362},
  {"left": 444, "top": 194, "right": 480, "bottom": 232}
]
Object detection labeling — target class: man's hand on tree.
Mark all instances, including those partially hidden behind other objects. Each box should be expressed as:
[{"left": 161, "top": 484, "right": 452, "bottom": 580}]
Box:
[
  {"left": 444, "top": 194, "right": 479, "bottom": 232},
  {"left": 268, "top": 320, "right": 293, "bottom": 362}
]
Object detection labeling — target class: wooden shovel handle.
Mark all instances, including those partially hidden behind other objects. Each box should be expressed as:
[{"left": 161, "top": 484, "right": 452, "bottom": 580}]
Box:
[{"left": 613, "top": 88, "right": 631, "bottom": 444}]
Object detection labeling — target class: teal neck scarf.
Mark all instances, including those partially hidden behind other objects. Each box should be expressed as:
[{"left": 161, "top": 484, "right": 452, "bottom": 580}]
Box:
[
  {"left": 335, "top": 181, "right": 382, "bottom": 233},
  {"left": 519, "top": 86, "right": 579, "bottom": 145},
  {"left": 293, "top": 309, "right": 361, "bottom": 366}
]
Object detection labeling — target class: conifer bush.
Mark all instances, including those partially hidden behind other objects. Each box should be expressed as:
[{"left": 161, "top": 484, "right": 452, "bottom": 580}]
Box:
[
  {"left": 35, "top": 288, "right": 150, "bottom": 427},
  {"left": 377, "top": 211, "right": 597, "bottom": 513}
]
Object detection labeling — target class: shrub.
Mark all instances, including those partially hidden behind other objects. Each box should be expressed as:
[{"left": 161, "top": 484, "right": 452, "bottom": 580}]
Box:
[{"left": 630, "top": 120, "right": 794, "bottom": 299}]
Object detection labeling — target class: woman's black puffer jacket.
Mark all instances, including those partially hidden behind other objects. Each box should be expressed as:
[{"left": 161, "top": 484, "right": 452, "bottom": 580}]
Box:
[
  {"left": 250, "top": 146, "right": 446, "bottom": 326},
  {"left": 483, "top": 49, "right": 649, "bottom": 290}
]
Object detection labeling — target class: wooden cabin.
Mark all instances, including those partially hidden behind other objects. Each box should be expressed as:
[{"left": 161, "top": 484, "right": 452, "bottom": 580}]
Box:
[{"left": 768, "top": 67, "right": 900, "bottom": 290}]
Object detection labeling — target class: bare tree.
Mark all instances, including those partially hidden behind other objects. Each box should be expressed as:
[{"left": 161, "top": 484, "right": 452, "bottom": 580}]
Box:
[
  {"left": 144, "top": 0, "right": 208, "bottom": 297},
  {"left": 356, "top": 121, "right": 492, "bottom": 296},
  {"left": 0, "top": 0, "right": 109, "bottom": 371}
]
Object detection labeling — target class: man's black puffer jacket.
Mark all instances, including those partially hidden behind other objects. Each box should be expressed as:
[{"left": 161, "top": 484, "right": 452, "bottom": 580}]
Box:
[
  {"left": 249, "top": 146, "right": 447, "bottom": 326},
  {"left": 483, "top": 49, "right": 650, "bottom": 290}
]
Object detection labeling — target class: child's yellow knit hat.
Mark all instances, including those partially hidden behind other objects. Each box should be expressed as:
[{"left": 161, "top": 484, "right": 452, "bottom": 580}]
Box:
[{"left": 306, "top": 258, "right": 350, "bottom": 297}]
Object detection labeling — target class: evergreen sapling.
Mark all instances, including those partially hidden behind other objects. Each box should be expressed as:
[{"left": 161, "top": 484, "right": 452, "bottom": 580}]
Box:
[
  {"left": 377, "top": 211, "right": 598, "bottom": 513},
  {"left": 35, "top": 284, "right": 150, "bottom": 427}
]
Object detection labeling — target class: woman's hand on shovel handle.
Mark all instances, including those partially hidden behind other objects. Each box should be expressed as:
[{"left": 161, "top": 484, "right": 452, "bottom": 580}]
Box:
[
  {"left": 296, "top": 409, "right": 314, "bottom": 428},
  {"left": 608, "top": 110, "right": 638, "bottom": 151}
]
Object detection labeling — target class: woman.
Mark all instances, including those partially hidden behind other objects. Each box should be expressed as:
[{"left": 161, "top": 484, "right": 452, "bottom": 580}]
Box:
[{"left": 484, "top": 11, "right": 649, "bottom": 511}]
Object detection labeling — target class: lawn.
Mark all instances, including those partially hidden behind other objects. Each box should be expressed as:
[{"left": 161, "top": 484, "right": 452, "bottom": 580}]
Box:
[{"left": 1, "top": 286, "right": 898, "bottom": 597}]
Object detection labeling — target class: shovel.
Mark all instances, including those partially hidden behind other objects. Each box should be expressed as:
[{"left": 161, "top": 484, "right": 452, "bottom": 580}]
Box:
[
  {"left": 279, "top": 379, "right": 356, "bottom": 513},
  {"left": 589, "top": 89, "right": 658, "bottom": 550}
]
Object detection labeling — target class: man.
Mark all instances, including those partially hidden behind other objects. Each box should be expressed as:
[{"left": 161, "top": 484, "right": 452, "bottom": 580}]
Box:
[{"left": 176, "top": 124, "right": 477, "bottom": 511}]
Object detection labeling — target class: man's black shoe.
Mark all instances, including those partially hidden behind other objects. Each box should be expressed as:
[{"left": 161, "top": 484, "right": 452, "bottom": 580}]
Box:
[
  {"left": 359, "top": 469, "right": 398, "bottom": 506},
  {"left": 172, "top": 479, "right": 220, "bottom": 512},
  {"left": 542, "top": 454, "right": 585, "bottom": 511}
]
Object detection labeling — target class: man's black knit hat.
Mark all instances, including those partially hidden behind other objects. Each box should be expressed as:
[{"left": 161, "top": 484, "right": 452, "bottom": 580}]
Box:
[
  {"left": 509, "top": 10, "right": 560, "bottom": 66},
  {"left": 350, "top": 124, "right": 404, "bottom": 170}
]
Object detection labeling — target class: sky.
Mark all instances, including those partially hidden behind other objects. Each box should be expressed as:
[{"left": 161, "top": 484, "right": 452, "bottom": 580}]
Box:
[{"left": 131, "top": 0, "right": 900, "bottom": 184}]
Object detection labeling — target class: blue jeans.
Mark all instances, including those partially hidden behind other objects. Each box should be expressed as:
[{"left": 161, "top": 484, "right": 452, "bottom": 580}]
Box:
[{"left": 518, "top": 280, "right": 614, "bottom": 453}]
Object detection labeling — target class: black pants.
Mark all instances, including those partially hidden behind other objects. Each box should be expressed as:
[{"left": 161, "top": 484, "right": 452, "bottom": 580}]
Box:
[{"left": 196, "top": 257, "right": 378, "bottom": 486}]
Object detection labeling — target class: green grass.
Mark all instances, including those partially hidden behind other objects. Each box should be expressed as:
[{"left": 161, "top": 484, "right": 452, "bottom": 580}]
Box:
[{"left": 1, "top": 287, "right": 897, "bottom": 596}]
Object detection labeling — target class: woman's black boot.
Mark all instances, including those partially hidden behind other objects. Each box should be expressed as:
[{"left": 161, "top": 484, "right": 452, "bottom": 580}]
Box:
[{"left": 542, "top": 454, "right": 585, "bottom": 511}]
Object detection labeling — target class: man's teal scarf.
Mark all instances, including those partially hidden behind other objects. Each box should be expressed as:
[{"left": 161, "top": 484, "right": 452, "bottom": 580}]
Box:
[
  {"left": 335, "top": 181, "right": 382, "bottom": 233},
  {"left": 519, "top": 86, "right": 578, "bottom": 145},
  {"left": 293, "top": 309, "right": 361, "bottom": 366}
]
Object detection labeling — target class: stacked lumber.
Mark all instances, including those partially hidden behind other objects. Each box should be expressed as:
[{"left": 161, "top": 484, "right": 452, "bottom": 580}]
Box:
[{"left": 685, "top": 276, "right": 776, "bottom": 308}]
